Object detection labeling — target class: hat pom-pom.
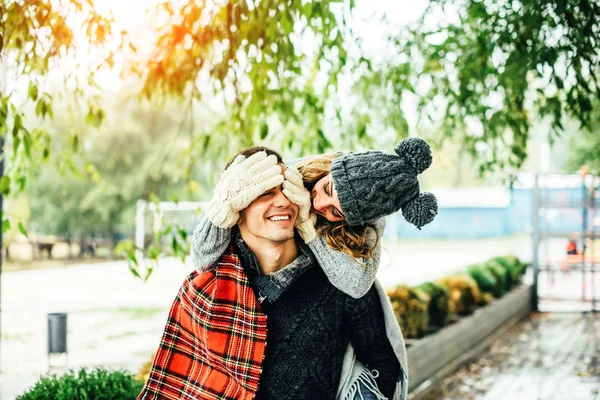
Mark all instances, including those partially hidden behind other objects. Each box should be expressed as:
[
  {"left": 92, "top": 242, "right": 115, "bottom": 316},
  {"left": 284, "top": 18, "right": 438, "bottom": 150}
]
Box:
[
  {"left": 401, "top": 192, "right": 438, "bottom": 229},
  {"left": 394, "top": 137, "right": 433, "bottom": 174}
]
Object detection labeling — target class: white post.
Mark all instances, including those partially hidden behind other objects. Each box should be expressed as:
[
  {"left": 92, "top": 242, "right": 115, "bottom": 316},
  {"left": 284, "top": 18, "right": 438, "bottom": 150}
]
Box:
[{"left": 135, "top": 200, "right": 147, "bottom": 260}]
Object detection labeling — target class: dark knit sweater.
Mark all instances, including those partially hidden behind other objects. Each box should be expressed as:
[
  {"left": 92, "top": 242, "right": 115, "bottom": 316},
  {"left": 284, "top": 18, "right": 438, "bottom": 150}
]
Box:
[{"left": 233, "top": 232, "right": 400, "bottom": 400}]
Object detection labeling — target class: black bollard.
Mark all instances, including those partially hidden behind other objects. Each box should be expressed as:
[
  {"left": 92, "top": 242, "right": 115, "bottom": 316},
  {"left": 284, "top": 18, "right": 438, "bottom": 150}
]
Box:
[{"left": 47, "top": 312, "right": 68, "bottom": 369}]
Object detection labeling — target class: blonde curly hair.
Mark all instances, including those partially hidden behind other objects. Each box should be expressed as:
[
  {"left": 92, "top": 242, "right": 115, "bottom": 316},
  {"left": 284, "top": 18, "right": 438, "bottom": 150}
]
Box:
[{"left": 296, "top": 154, "right": 380, "bottom": 261}]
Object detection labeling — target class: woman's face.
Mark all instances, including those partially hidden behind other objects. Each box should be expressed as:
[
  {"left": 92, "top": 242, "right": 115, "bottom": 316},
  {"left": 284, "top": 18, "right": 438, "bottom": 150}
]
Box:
[{"left": 311, "top": 173, "right": 345, "bottom": 222}]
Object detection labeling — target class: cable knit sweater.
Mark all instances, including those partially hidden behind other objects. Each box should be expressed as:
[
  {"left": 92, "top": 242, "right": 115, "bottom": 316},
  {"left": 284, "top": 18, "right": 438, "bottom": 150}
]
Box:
[{"left": 233, "top": 232, "right": 399, "bottom": 400}]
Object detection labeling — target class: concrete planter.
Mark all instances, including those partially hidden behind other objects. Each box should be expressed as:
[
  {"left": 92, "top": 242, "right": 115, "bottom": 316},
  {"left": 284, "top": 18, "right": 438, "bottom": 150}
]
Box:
[{"left": 406, "top": 284, "right": 533, "bottom": 399}]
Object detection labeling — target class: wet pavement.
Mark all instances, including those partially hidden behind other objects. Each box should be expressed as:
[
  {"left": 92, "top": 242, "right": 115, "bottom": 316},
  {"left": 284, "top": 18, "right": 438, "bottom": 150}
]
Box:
[{"left": 423, "top": 312, "right": 600, "bottom": 400}]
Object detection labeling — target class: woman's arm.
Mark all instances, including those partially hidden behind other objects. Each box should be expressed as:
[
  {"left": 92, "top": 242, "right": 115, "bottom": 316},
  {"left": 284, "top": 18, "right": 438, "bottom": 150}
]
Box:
[
  {"left": 190, "top": 217, "right": 232, "bottom": 272},
  {"left": 307, "top": 218, "right": 385, "bottom": 299}
]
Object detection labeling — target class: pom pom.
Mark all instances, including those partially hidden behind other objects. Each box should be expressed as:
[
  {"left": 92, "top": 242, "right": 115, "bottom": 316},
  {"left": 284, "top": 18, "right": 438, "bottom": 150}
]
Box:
[
  {"left": 401, "top": 192, "right": 438, "bottom": 229},
  {"left": 395, "top": 138, "right": 433, "bottom": 174}
]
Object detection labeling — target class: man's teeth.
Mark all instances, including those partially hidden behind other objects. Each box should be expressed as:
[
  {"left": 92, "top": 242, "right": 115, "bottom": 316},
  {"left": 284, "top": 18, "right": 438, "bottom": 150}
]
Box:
[{"left": 269, "top": 216, "right": 290, "bottom": 222}]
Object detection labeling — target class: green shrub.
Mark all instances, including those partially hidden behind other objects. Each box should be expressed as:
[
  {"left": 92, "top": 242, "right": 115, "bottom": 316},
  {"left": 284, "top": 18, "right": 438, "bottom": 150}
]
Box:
[
  {"left": 387, "top": 286, "right": 429, "bottom": 338},
  {"left": 490, "top": 256, "right": 517, "bottom": 289},
  {"left": 436, "top": 274, "right": 482, "bottom": 315},
  {"left": 491, "top": 255, "right": 529, "bottom": 288},
  {"left": 415, "top": 282, "right": 450, "bottom": 327},
  {"left": 484, "top": 260, "right": 508, "bottom": 296},
  {"left": 17, "top": 368, "right": 144, "bottom": 400},
  {"left": 466, "top": 264, "right": 498, "bottom": 296},
  {"left": 503, "top": 255, "right": 530, "bottom": 280}
]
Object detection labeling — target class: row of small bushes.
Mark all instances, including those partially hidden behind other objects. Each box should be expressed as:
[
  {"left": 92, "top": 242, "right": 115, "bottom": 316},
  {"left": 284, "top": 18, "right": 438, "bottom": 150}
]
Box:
[
  {"left": 387, "top": 254, "right": 529, "bottom": 338},
  {"left": 17, "top": 368, "right": 143, "bottom": 400}
]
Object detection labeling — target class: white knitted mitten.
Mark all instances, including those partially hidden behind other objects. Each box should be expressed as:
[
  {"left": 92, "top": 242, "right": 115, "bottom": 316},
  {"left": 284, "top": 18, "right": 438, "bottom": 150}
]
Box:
[
  {"left": 206, "top": 151, "right": 284, "bottom": 228},
  {"left": 295, "top": 214, "right": 318, "bottom": 243},
  {"left": 282, "top": 167, "right": 317, "bottom": 243}
]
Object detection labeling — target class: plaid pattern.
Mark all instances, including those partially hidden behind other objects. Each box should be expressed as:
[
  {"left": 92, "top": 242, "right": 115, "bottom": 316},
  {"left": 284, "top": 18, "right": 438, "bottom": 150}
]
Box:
[{"left": 138, "top": 248, "right": 268, "bottom": 400}]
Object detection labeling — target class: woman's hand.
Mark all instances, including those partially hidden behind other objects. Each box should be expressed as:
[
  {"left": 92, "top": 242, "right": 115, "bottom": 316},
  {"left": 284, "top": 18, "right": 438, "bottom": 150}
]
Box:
[
  {"left": 283, "top": 167, "right": 318, "bottom": 243},
  {"left": 205, "top": 151, "right": 284, "bottom": 228}
]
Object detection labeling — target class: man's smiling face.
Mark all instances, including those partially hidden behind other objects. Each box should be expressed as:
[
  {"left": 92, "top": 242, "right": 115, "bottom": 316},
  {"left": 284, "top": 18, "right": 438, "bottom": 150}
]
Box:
[{"left": 238, "top": 183, "right": 299, "bottom": 244}]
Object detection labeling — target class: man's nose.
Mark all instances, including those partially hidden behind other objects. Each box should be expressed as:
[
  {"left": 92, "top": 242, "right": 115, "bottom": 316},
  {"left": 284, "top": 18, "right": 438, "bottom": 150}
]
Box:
[{"left": 273, "top": 189, "right": 291, "bottom": 207}]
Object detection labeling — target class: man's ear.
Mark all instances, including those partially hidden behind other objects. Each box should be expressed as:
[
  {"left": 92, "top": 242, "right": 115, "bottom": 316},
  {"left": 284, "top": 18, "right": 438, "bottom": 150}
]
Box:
[{"left": 236, "top": 210, "right": 244, "bottom": 227}]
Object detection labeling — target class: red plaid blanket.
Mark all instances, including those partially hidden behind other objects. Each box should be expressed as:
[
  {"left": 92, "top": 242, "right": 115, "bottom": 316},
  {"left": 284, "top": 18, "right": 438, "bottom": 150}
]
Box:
[{"left": 138, "top": 250, "right": 268, "bottom": 400}]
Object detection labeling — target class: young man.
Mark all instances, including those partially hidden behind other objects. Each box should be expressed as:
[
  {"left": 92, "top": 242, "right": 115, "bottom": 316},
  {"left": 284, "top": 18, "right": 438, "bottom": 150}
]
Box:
[{"left": 138, "top": 148, "right": 402, "bottom": 400}]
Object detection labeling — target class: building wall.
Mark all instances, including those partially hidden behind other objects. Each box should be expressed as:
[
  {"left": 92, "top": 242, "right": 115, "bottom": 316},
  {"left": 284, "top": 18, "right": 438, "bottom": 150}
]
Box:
[{"left": 389, "top": 187, "right": 594, "bottom": 239}]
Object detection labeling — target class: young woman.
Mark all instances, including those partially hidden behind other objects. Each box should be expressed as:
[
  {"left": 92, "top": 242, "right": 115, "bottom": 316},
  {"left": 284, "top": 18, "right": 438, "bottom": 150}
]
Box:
[{"left": 191, "top": 137, "right": 438, "bottom": 298}]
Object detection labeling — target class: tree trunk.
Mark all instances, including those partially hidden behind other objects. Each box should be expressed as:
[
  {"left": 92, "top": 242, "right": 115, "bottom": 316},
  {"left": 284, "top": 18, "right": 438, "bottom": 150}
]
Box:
[
  {"left": 79, "top": 235, "right": 86, "bottom": 259},
  {"left": 66, "top": 237, "right": 73, "bottom": 260}
]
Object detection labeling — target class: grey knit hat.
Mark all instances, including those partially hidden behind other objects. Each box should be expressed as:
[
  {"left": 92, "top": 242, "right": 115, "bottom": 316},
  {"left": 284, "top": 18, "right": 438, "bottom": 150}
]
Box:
[{"left": 331, "top": 137, "right": 438, "bottom": 228}]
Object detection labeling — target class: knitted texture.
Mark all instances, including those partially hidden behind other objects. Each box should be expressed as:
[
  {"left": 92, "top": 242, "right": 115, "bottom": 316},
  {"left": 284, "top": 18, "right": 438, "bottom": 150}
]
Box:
[
  {"left": 205, "top": 152, "right": 284, "bottom": 228},
  {"left": 190, "top": 217, "right": 384, "bottom": 299},
  {"left": 233, "top": 229, "right": 315, "bottom": 303},
  {"left": 307, "top": 217, "right": 384, "bottom": 299},
  {"left": 282, "top": 166, "right": 317, "bottom": 242},
  {"left": 190, "top": 217, "right": 231, "bottom": 270},
  {"left": 234, "top": 239, "right": 400, "bottom": 400},
  {"left": 331, "top": 137, "right": 438, "bottom": 228}
]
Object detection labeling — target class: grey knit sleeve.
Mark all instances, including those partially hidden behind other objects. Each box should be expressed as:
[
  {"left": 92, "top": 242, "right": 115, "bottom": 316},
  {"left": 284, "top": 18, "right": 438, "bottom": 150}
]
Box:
[
  {"left": 307, "top": 218, "right": 385, "bottom": 299},
  {"left": 190, "top": 217, "right": 232, "bottom": 272}
]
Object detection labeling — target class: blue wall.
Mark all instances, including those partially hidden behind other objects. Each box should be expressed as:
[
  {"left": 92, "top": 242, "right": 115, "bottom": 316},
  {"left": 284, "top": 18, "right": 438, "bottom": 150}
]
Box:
[
  {"left": 391, "top": 187, "right": 596, "bottom": 239},
  {"left": 394, "top": 207, "right": 510, "bottom": 238}
]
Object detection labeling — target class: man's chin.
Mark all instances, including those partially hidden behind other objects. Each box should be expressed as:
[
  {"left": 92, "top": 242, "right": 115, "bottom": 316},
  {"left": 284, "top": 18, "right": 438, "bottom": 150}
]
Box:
[{"left": 269, "top": 230, "right": 296, "bottom": 243}]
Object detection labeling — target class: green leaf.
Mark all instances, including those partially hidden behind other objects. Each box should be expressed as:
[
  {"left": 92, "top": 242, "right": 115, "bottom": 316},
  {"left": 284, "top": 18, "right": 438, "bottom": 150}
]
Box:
[
  {"left": 2, "top": 218, "right": 10, "bottom": 233},
  {"left": 12, "top": 113, "right": 23, "bottom": 136},
  {"left": 85, "top": 106, "right": 103, "bottom": 127},
  {"left": 46, "top": 102, "right": 54, "bottom": 119},
  {"left": 126, "top": 249, "right": 138, "bottom": 265},
  {"left": 35, "top": 99, "right": 44, "bottom": 116},
  {"left": 12, "top": 134, "right": 20, "bottom": 154},
  {"left": 23, "top": 132, "right": 32, "bottom": 157},
  {"left": 28, "top": 83, "right": 38, "bottom": 101},
  {"left": 144, "top": 268, "right": 155, "bottom": 281},
  {"left": 302, "top": 3, "right": 313, "bottom": 18},
  {"left": 18, "top": 221, "right": 28, "bottom": 237},
  {"left": 71, "top": 132, "right": 79, "bottom": 151},
  {"left": 0, "top": 175, "right": 11, "bottom": 196},
  {"left": 115, "top": 239, "right": 135, "bottom": 255},
  {"left": 17, "top": 176, "right": 26, "bottom": 190},
  {"left": 149, "top": 192, "right": 160, "bottom": 205},
  {"left": 281, "top": 13, "right": 293, "bottom": 35},
  {"left": 357, "top": 122, "right": 366, "bottom": 139},
  {"left": 147, "top": 245, "right": 161, "bottom": 260},
  {"left": 260, "top": 123, "right": 269, "bottom": 139},
  {"left": 128, "top": 263, "right": 142, "bottom": 279}
]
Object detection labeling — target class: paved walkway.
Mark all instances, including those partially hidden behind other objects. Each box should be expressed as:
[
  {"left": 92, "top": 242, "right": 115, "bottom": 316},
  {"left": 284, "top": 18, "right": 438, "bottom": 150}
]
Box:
[{"left": 423, "top": 312, "right": 600, "bottom": 400}]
